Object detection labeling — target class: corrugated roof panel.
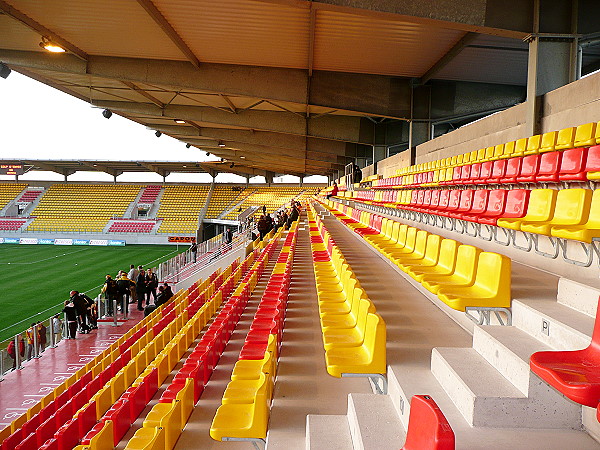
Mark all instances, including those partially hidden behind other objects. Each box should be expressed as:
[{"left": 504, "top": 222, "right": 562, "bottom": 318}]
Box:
[
  {"left": 314, "top": 10, "right": 464, "bottom": 77},
  {"left": 0, "top": 15, "right": 42, "bottom": 52},
  {"left": 155, "top": 0, "right": 310, "bottom": 68},
  {"left": 4, "top": 0, "right": 185, "bottom": 60},
  {"left": 435, "top": 47, "right": 528, "bottom": 85}
]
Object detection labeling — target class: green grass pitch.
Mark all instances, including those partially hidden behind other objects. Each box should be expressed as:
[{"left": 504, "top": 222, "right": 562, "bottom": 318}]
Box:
[{"left": 0, "top": 244, "right": 186, "bottom": 342}]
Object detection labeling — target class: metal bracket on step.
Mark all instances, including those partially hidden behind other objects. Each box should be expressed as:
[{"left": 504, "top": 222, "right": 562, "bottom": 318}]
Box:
[
  {"left": 463, "top": 220, "right": 479, "bottom": 237},
  {"left": 530, "top": 233, "right": 560, "bottom": 258},
  {"left": 465, "top": 307, "right": 512, "bottom": 326},
  {"left": 512, "top": 230, "right": 533, "bottom": 252},
  {"left": 222, "top": 437, "right": 266, "bottom": 450},
  {"left": 342, "top": 373, "right": 388, "bottom": 394},
  {"left": 479, "top": 224, "right": 494, "bottom": 241},
  {"left": 556, "top": 238, "right": 599, "bottom": 267},
  {"left": 493, "top": 226, "right": 512, "bottom": 246}
]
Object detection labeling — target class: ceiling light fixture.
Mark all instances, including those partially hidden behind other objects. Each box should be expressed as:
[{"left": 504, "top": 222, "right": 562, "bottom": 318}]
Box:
[
  {"left": 40, "top": 36, "right": 65, "bottom": 53},
  {"left": 174, "top": 119, "right": 185, "bottom": 124},
  {"left": 155, "top": 131, "right": 162, "bottom": 137},
  {"left": 183, "top": 165, "right": 187, "bottom": 168},
  {"left": 218, "top": 141, "right": 226, "bottom": 148},
  {"left": 102, "top": 109, "right": 112, "bottom": 119},
  {"left": 206, "top": 152, "right": 210, "bottom": 156},
  {"left": 240, "top": 156, "right": 246, "bottom": 159},
  {"left": 230, "top": 162, "right": 235, "bottom": 168},
  {"left": 0, "top": 62, "right": 11, "bottom": 79}
]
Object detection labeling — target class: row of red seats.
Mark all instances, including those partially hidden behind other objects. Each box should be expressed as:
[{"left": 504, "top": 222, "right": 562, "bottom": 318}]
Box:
[
  {"left": 17, "top": 190, "right": 42, "bottom": 202},
  {"left": 240, "top": 230, "right": 296, "bottom": 360},
  {"left": 374, "top": 145, "right": 600, "bottom": 189},
  {"left": 400, "top": 189, "right": 530, "bottom": 226},
  {"left": 0, "top": 219, "right": 26, "bottom": 230},
  {"left": 108, "top": 221, "right": 155, "bottom": 233}
]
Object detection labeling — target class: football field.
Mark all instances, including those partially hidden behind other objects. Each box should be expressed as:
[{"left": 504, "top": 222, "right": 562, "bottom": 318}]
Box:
[{"left": 0, "top": 244, "right": 186, "bottom": 342}]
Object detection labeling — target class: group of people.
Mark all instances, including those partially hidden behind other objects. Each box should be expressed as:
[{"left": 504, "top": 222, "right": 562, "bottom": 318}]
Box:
[
  {"left": 7, "top": 321, "right": 49, "bottom": 369},
  {"left": 256, "top": 201, "right": 301, "bottom": 240},
  {"left": 62, "top": 290, "right": 97, "bottom": 339},
  {"left": 102, "top": 265, "right": 163, "bottom": 314}
]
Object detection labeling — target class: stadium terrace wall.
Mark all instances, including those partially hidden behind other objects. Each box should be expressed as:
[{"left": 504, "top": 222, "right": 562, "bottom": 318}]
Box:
[{"left": 373, "top": 70, "right": 600, "bottom": 171}]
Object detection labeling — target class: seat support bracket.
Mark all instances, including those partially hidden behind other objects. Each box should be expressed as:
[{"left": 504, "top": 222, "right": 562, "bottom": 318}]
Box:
[
  {"left": 342, "top": 373, "right": 388, "bottom": 395},
  {"left": 465, "top": 307, "right": 512, "bottom": 326},
  {"left": 222, "top": 437, "right": 266, "bottom": 450}
]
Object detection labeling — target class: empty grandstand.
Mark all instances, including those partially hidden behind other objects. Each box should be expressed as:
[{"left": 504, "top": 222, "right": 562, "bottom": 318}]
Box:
[{"left": 2, "top": 1, "right": 600, "bottom": 449}]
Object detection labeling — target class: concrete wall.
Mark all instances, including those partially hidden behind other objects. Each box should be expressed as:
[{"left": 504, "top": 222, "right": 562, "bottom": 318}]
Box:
[{"left": 370, "top": 71, "right": 600, "bottom": 170}]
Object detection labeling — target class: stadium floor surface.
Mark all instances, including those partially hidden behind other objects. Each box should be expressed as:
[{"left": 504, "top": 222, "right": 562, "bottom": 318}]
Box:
[{"left": 0, "top": 244, "right": 186, "bottom": 341}]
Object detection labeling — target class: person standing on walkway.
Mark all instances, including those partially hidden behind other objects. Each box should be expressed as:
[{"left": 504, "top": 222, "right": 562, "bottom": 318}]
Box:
[
  {"left": 26, "top": 324, "right": 35, "bottom": 360},
  {"left": 146, "top": 269, "right": 159, "bottom": 304},
  {"left": 190, "top": 242, "right": 198, "bottom": 263},
  {"left": 102, "top": 275, "right": 119, "bottom": 316},
  {"left": 136, "top": 269, "right": 147, "bottom": 310},
  {"left": 62, "top": 301, "right": 78, "bottom": 339},
  {"left": 37, "top": 321, "right": 47, "bottom": 354},
  {"left": 128, "top": 264, "right": 139, "bottom": 304}
]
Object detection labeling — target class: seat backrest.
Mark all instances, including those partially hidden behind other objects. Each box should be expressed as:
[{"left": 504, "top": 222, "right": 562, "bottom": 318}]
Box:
[
  {"left": 491, "top": 159, "right": 507, "bottom": 180},
  {"left": 574, "top": 122, "right": 597, "bottom": 148},
  {"left": 519, "top": 154, "right": 540, "bottom": 178},
  {"left": 470, "top": 190, "right": 489, "bottom": 214},
  {"left": 471, "top": 163, "right": 481, "bottom": 180},
  {"left": 586, "top": 190, "right": 600, "bottom": 227},
  {"left": 585, "top": 145, "right": 600, "bottom": 172},
  {"left": 460, "top": 164, "right": 472, "bottom": 181},
  {"left": 521, "top": 189, "right": 557, "bottom": 221},
  {"left": 447, "top": 190, "right": 461, "bottom": 211},
  {"left": 401, "top": 395, "right": 455, "bottom": 450},
  {"left": 551, "top": 189, "right": 592, "bottom": 226},
  {"left": 538, "top": 150, "right": 562, "bottom": 177},
  {"left": 514, "top": 138, "right": 528, "bottom": 157},
  {"left": 526, "top": 134, "right": 541, "bottom": 154},
  {"left": 453, "top": 245, "right": 480, "bottom": 283},
  {"left": 402, "top": 227, "right": 418, "bottom": 252},
  {"left": 503, "top": 189, "right": 530, "bottom": 218},
  {"left": 485, "top": 189, "right": 508, "bottom": 216},
  {"left": 484, "top": 146, "right": 494, "bottom": 161},
  {"left": 504, "top": 157, "right": 522, "bottom": 179},
  {"left": 393, "top": 224, "right": 409, "bottom": 246},
  {"left": 476, "top": 148, "right": 486, "bottom": 161},
  {"left": 493, "top": 144, "right": 504, "bottom": 159},
  {"left": 559, "top": 147, "right": 587, "bottom": 175},
  {"left": 430, "top": 190, "right": 441, "bottom": 208},
  {"left": 412, "top": 230, "right": 430, "bottom": 258},
  {"left": 479, "top": 161, "right": 493, "bottom": 180},
  {"left": 540, "top": 131, "right": 558, "bottom": 152},
  {"left": 457, "top": 190, "right": 475, "bottom": 212},
  {"left": 437, "top": 239, "right": 459, "bottom": 272},
  {"left": 438, "top": 190, "right": 450, "bottom": 209},
  {"left": 423, "top": 190, "right": 432, "bottom": 206},
  {"left": 502, "top": 141, "right": 516, "bottom": 159},
  {"left": 555, "top": 126, "right": 576, "bottom": 150},
  {"left": 422, "top": 234, "right": 442, "bottom": 264},
  {"left": 474, "top": 252, "right": 511, "bottom": 297}
]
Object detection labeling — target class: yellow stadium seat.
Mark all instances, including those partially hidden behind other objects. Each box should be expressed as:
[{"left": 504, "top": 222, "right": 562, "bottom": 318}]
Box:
[
  {"left": 421, "top": 245, "right": 481, "bottom": 294},
  {"left": 397, "top": 234, "right": 442, "bottom": 273},
  {"left": 437, "top": 253, "right": 511, "bottom": 311},
  {"left": 497, "top": 189, "right": 558, "bottom": 232},
  {"left": 143, "top": 400, "right": 182, "bottom": 449},
  {"left": 539, "top": 131, "right": 558, "bottom": 153},
  {"left": 524, "top": 135, "right": 541, "bottom": 155},
  {"left": 555, "top": 127, "right": 576, "bottom": 150},
  {"left": 551, "top": 190, "right": 600, "bottom": 243},
  {"left": 125, "top": 426, "right": 166, "bottom": 450},
  {"left": 406, "top": 239, "right": 459, "bottom": 282},
  {"left": 573, "top": 122, "right": 597, "bottom": 147}
]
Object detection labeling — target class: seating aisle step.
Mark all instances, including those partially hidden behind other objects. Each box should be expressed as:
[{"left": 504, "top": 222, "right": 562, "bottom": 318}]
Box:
[
  {"left": 305, "top": 415, "right": 353, "bottom": 450},
  {"left": 431, "top": 347, "right": 581, "bottom": 429},
  {"left": 347, "top": 393, "right": 405, "bottom": 450}
]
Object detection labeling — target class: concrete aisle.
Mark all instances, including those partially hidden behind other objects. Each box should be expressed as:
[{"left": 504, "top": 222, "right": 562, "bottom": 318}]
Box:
[{"left": 266, "top": 217, "right": 371, "bottom": 450}]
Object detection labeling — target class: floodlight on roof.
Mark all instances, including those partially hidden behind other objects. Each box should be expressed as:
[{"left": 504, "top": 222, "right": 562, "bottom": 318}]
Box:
[
  {"left": 186, "top": 143, "right": 192, "bottom": 148},
  {"left": 0, "top": 62, "right": 11, "bottom": 79},
  {"left": 174, "top": 119, "right": 186, "bottom": 124},
  {"left": 230, "top": 162, "right": 235, "bottom": 168},
  {"left": 102, "top": 109, "right": 112, "bottom": 119},
  {"left": 40, "top": 37, "right": 65, "bottom": 53},
  {"left": 240, "top": 156, "right": 246, "bottom": 159},
  {"left": 206, "top": 152, "right": 210, "bottom": 156},
  {"left": 155, "top": 131, "right": 162, "bottom": 137},
  {"left": 218, "top": 141, "right": 226, "bottom": 148}
]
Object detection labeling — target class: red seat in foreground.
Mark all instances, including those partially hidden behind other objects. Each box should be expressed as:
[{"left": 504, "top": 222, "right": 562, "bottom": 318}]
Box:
[
  {"left": 402, "top": 395, "right": 455, "bottom": 450},
  {"left": 530, "top": 296, "right": 600, "bottom": 408}
]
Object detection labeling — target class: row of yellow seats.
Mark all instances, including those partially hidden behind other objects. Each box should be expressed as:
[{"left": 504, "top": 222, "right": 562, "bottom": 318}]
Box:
[
  {"left": 322, "top": 200, "right": 512, "bottom": 313},
  {"left": 498, "top": 188, "right": 600, "bottom": 243},
  {"left": 307, "top": 205, "right": 386, "bottom": 379},
  {"left": 211, "top": 232, "right": 295, "bottom": 443}
]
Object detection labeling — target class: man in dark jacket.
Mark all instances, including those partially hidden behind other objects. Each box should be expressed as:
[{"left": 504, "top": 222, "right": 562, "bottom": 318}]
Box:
[
  {"left": 62, "top": 300, "right": 78, "bottom": 339},
  {"left": 102, "top": 275, "right": 119, "bottom": 316},
  {"left": 257, "top": 215, "right": 269, "bottom": 240},
  {"left": 117, "top": 273, "right": 135, "bottom": 314},
  {"left": 136, "top": 269, "right": 147, "bottom": 310},
  {"left": 70, "top": 290, "right": 91, "bottom": 333}
]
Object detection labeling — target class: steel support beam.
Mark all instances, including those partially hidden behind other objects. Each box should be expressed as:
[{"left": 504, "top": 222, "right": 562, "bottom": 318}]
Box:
[{"left": 419, "top": 32, "right": 479, "bottom": 84}]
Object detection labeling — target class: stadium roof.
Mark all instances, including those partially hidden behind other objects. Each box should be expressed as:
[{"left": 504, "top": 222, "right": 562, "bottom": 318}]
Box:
[
  {"left": 0, "top": 158, "right": 274, "bottom": 179},
  {"left": 1, "top": 1, "right": 599, "bottom": 176}
]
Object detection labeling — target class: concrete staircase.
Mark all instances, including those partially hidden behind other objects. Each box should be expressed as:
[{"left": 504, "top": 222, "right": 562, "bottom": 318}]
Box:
[{"left": 305, "top": 278, "right": 600, "bottom": 449}]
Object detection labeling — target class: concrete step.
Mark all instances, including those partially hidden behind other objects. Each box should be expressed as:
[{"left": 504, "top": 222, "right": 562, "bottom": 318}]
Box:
[
  {"left": 473, "top": 326, "right": 552, "bottom": 394},
  {"left": 431, "top": 347, "right": 581, "bottom": 429},
  {"left": 512, "top": 299, "right": 594, "bottom": 351},
  {"left": 305, "top": 415, "right": 353, "bottom": 450},
  {"left": 347, "top": 393, "right": 405, "bottom": 450},
  {"left": 557, "top": 277, "right": 600, "bottom": 318}
]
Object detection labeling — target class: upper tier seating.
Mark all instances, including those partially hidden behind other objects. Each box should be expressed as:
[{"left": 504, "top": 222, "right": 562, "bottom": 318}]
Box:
[
  {"left": 0, "top": 183, "right": 27, "bottom": 210},
  {"left": 205, "top": 186, "right": 246, "bottom": 219},
  {"left": 157, "top": 185, "right": 210, "bottom": 234},
  {"left": 222, "top": 186, "right": 319, "bottom": 220},
  {"left": 17, "top": 189, "right": 42, "bottom": 203},
  {"left": 27, "top": 184, "right": 139, "bottom": 232},
  {"left": 138, "top": 185, "right": 161, "bottom": 204}
]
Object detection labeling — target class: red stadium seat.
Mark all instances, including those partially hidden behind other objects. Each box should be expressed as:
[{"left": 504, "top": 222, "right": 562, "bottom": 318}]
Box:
[
  {"left": 475, "top": 161, "right": 494, "bottom": 184},
  {"left": 536, "top": 151, "right": 562, "bottom": 183},
  {"left": 530, "top": 296, "right": 600, "bottom": 407},
  {"left": 402, "top": 395, "right": 455, "bottom": 450},
  {"left": 500, "top": 189, "right": 530, "bottom": 220},
  {"left": 500, "top": 157, "right": 522, "bottom": 184},
  {"left": 516, "top": 154, "right": 540, "bottom": 183},
  {"left": 460, "top": 190, "right": 490, "bottom": 222},
  {"left": 476, "top": 190, "right": 508, "bottom": 225}
]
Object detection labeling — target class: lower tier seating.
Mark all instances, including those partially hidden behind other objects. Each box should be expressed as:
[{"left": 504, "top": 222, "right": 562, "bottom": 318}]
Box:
[
  {"left": 0, "top": 219, "right": 26, "bottom": 231},
  {"left": 108, "top": 221, "right": 155, "bottom": 233}
]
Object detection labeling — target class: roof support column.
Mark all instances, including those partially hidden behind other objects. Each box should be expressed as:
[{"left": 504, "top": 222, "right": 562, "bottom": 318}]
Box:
[
  {"left": 265, "top": 171, "right": 275, "bottom": 185},
  {"left": 373, "top": 145, "right": 386, "bottom": 174},
  {"left": 525, "top": 0, "right": 580, "bottom": 136}
]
